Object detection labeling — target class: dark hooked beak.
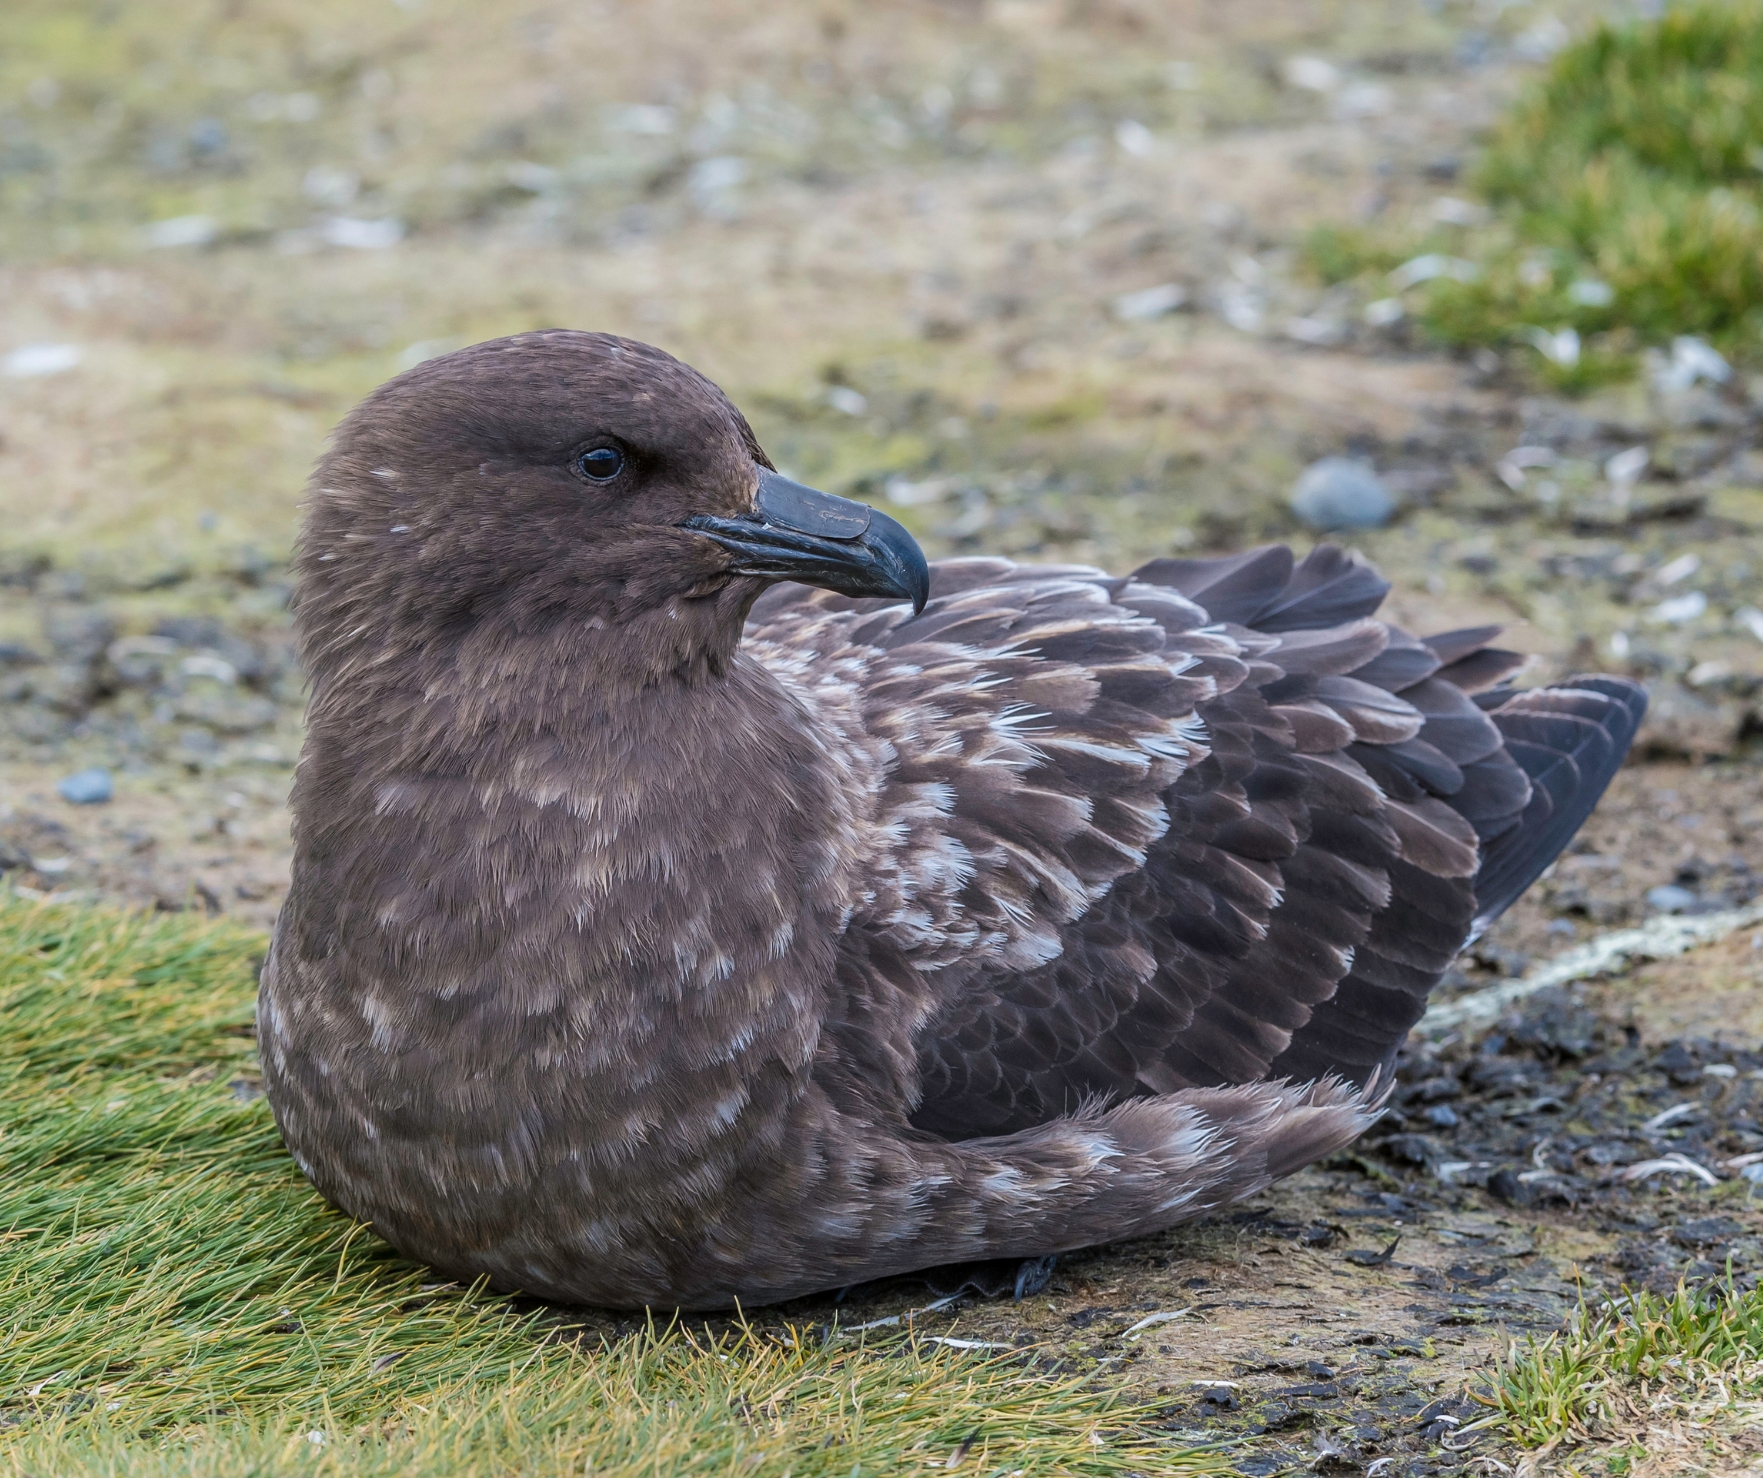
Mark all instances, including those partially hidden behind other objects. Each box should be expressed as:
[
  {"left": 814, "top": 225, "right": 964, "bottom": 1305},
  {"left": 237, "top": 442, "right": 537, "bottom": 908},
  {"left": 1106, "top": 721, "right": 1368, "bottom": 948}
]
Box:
[{"left": 683, "top": 470, "right": 930, "bottom": 615}]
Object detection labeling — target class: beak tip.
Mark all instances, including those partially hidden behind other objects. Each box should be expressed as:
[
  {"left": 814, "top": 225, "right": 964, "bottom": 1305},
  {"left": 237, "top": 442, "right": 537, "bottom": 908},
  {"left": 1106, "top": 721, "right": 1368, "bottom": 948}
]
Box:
[
  {"left": 693, "top": 475, "right": 932, "bottom": 615},
  {"left": 897, "top": 534, "right": 930, "bottom": 617}
]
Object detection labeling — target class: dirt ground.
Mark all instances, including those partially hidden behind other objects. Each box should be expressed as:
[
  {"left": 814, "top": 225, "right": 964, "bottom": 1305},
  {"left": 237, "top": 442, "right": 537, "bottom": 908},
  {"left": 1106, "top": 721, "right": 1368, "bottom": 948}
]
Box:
[{"left": 6, "top": 1, "right": 1763, "bottom": 1472}]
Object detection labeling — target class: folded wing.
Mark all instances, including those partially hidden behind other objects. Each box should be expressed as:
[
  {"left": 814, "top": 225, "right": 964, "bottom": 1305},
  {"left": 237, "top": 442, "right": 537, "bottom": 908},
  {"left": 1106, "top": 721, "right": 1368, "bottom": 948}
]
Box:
[{"left": 744, "top": 545, "right": 1644, "bottom": 1142}]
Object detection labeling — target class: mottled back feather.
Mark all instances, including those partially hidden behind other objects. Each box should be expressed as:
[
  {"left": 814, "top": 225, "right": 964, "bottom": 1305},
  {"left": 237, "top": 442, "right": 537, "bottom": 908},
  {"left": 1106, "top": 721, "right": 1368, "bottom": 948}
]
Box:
[{"left": 748, "top": 545, "right": 1644, "bottom": 1140}]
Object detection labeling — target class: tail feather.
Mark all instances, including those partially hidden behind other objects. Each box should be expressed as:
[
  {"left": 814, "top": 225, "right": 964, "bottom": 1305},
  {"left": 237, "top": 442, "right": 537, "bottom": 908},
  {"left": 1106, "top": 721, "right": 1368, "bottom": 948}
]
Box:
[{"left": 945, "top": 1074, "right": 1387, "bottom": 1260}]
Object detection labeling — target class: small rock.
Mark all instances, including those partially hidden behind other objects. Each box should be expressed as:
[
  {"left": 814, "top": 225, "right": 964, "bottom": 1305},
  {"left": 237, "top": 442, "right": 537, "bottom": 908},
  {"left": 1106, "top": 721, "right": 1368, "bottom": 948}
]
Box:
[
  {"left": 1672, "top": 1216, "right": 1744, "bottom": 1248},
  {"left": 1647, "top": 591, "right": 1707, "bottom": 626},
  {"left": 178, "top": 728, "right": 221, "bottom": 759},
  {"left": 2, "top": 343, "right": 83, "bottom": 379},
  {"left": 1645, "top": 883, "right": 1699, "bottom": 914},
  {"left": 181, "top": 653, "right": 239, "bottom": 684},
  {"left": 188, "top": 117, "right": 229, "bottom": 156},
  {"left": 1388, "top": 253, "right": 1478, "bottom": 290},
  {"left": 1334, "top": 82, "right": 1392, "bottom": 119},
  {"left": 1637, "top": 684, "right": 1743, "bottom": 761},
  {"left": 1654, "top": 1041, "right": 1702, "bottom": 1085},
  {"left": 1285, "top": 313, "right": 1348, "bottom": 347},
  {"left": 1281, "top": 55, "right": 1340, "bottom": 92},
  {"left": 1424, "top": 1104, "right": 1460, "bottom": 1129},
  {"left": 319, "top": 216, "right": 404, "bottom": 250},
  {"left": 1114, "top": 119, "right": 1154, "bottom": 157},
  {"left": 43, "top": 609, "right": 117, "bottom": 665},
  {"left": 143, "top": 214, "right": 218, "bottom": 249},
  {"left": 303, "top": 164, "right": 361, "bottom": 206},
  {"left": 1486, "top": 1168, "right": 1532, "bottom": 1206},
  {"left": 1112, "top": 282, "right": 1187, "bottom": 322},
  {"left": 1581, "top": 1142, "right": 1632, "bottom": 1167},
  {"left": 175, "top": 694, "right": 279, "bottom": 735},
  {"left": 1344, "top": 1236, "right": 1401, "bottom": 1267},
  {"left": 1652, "top": 335, "right": 1731, "bottom": 394},
  {"left": 1383, "top": 1133, "right": 1442, "bottom": 1169},
  {"left": 1605, "top": 444, "right": 1650, "bottom": 486},
  {"left": 1274, "top": 1381, "right": 1340, "bottom": 1399},
  {"left": 152, "top": 615, "right": 224, "bottom": 648},
  {"left": 1431, "top": 197, "right": 1486, "bottom": 227},
  {"left": 56, "top": 768, "right": 113, "bottom": 805},
  {"left": 1290, "top": 457, "right": 1395, "bottom": 531},
  {"left": 1525, "top": 325, "right": 1580, "bottom": 368}
]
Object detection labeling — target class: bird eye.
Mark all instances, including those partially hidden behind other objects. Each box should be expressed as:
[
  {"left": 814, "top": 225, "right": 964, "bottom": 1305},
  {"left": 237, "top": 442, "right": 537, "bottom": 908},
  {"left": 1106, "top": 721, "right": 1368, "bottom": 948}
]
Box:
[{"left": 576, "top": 447, "right": 624, "bottom": 481}]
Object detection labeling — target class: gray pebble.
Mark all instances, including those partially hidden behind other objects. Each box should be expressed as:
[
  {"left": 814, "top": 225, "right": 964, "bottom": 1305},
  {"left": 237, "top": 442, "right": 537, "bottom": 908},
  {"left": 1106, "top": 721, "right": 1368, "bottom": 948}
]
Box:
[
  {"left": 1645, "top": 883, "right": 1698, "bottom": 913},
  {"left": 1112, "top": 282, "right": 1187, "bottom": 322},
  {"left": 57, "top": 767, "right": 113, "bottom": 805},
  {"left": 178, "top": 728, "right": 221, "bottom": 759},
  {"left": 1289, "top": 456, "right": 1395, "bottom": 531},
  {"left": 42, "top": 610, "right": 117, "bottom": 666}
]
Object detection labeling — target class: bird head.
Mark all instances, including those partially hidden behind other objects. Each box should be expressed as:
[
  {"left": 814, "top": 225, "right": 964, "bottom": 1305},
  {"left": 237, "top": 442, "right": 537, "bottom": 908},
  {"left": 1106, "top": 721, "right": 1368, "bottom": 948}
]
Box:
[{"left": 298, "top": 332, "right": 927, "bottom": 659}]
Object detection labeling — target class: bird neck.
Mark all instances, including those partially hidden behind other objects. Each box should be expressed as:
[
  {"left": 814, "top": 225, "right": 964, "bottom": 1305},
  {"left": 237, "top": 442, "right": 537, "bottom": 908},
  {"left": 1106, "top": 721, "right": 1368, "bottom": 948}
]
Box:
[
  {"left": 293, "top": 597, "right": 861, "bottom": 1012},
  {"left": 303, "top": 582, "right": 760, "bottom": 720}
]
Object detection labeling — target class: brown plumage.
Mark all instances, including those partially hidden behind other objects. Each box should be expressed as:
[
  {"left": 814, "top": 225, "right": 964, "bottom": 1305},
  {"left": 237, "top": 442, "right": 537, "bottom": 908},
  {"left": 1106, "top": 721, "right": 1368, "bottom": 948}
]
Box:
[{"left": 262, "top": 331, "right": 1645, "bottom": 1310}]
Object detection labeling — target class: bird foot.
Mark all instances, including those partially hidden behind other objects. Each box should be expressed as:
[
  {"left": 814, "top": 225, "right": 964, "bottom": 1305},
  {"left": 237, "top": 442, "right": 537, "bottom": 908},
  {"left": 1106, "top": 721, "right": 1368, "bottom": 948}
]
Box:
[{"left": 921, "top": 1254, "right": 1058, "bottom": 1302}]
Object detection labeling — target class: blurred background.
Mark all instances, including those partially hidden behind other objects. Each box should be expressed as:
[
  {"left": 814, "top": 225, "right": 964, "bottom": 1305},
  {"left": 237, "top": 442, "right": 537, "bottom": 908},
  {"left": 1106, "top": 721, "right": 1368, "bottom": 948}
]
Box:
[{"left": 3, "top": 0, "right": 1763, "bottom": 979}]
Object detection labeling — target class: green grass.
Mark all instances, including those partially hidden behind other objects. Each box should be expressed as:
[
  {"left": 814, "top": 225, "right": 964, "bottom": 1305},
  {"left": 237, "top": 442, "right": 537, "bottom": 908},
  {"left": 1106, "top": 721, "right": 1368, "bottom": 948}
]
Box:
[
  {"left": 1481, "top": 1278, "right": 1763, "bottom": 1455},
  {"left": 0, "top": 892, "right": 1224, "bottom": 1476},
  {"left": 1306, "top": 1, "right": 1763, "bottom": 387}
]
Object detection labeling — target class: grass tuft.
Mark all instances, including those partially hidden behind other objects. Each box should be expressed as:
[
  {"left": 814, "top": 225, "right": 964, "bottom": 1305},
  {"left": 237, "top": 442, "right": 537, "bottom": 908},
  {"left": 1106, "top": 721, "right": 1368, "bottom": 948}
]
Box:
[
  {"left": 1481, "top": 1277, "right": 1763, "bottom": 1456},
  {"left": 0, "top": 892, "right": 1223, "bottom": 1475},
  {"left": 1305, "top": 2, "right": 1763, "bottom": 386}
]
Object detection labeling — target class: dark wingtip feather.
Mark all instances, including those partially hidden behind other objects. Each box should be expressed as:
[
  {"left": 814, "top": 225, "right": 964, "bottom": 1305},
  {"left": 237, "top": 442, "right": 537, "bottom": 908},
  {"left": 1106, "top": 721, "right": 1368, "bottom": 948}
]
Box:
[
  {"left": 1133, "top": 543, "right": 1390, "bottom": 633},
  {"left": 1133, "top": 545, "right": 1295, "bottom": 626},
  {"left": 1469, "top": 676, "right": 1648, "bottom": 934},
  {"left": 1435, "top": 647, "right": 1530, "bottom": 694},
  {"left": 1422, "top": 624, "right": 1504, "bottom": 665},
  {"left": 1252, "top": 544, "right": 1391, "bottom": 633}
]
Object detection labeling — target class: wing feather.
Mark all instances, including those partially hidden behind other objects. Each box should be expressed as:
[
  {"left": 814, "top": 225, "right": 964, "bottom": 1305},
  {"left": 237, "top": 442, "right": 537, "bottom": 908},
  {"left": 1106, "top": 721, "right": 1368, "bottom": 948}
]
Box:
[{"left": 746, "top": 544, "right": 1643, "bottom": 1137}]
